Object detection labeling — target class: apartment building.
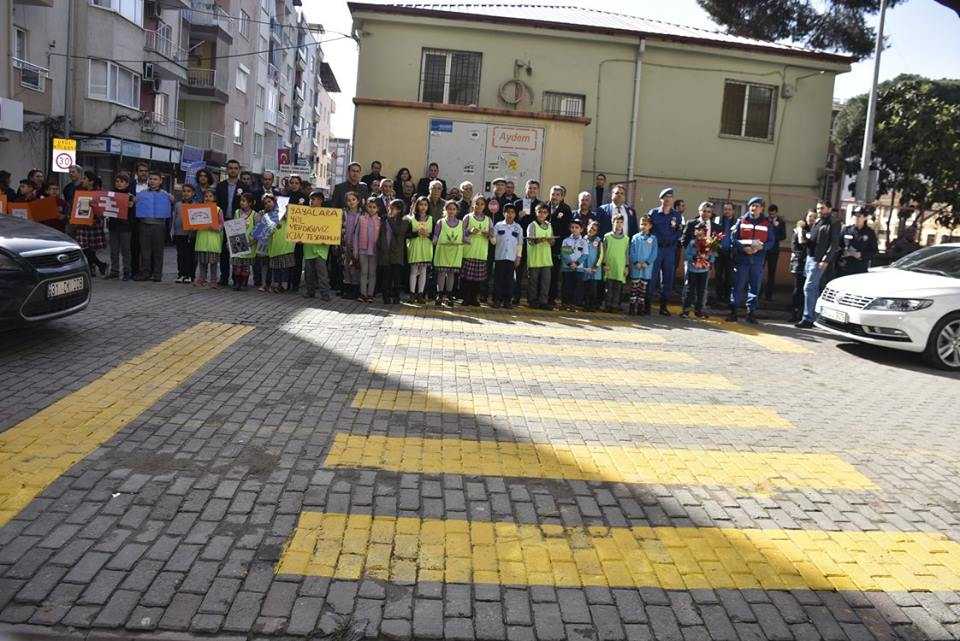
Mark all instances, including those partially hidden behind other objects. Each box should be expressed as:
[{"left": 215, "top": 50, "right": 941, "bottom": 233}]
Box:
[
  {"left": 329, "top": 136, "right": 351, "bottom": 186},
  {"left": 1, "top": 0, "right": 336, "bottom": 186}
]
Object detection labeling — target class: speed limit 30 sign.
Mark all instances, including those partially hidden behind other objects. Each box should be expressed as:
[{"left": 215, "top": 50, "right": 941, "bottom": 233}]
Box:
[{"left": 52, "top": 138, "right": 77, "bottom": 173}]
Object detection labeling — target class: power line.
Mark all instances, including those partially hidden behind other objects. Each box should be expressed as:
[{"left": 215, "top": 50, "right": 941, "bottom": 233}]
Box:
[{"left": 173, "top": 4, "right": 355, "bottom": 40}]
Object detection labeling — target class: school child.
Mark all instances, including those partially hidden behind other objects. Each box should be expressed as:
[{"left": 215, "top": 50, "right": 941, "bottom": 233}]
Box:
[
  {"left": 253, "top": 194, "right": 277, "bottom": 292},
  {"left": 432, "top": 200, "right": 464, "bottom": 307},
  {"left": 354, "top": 196, "right": 381, "bottom": 303},
  {"left": 301, "top": 190, "right": 333, "bottom": 301},
  {"left": 172, "top": 183, "right": 195, "bottom": 283},
  {"left": 491, "top": 202, "right": 523, "bottom": 309},
  {"left": 525, "top": 202, "right": 554, "bottom": 309},
  {"left": 582, "top": 220, "right": 604, "bottom": 311},
  {"left": 560, "top": 218, "right": 588, "bottom": 310},
  {"left": 378, "top": 198, "right": 410, "bottom": 304},
  {"left": 266, "top": 194, "right": 296, "bottom": 293},
  {"left": 230, "top": 192, "right": 257, "bottom": 290},
  {"left": 194, "top": 188, "right": 224, "bottom": 288},
  {"left": 340, "top": 191, "right": 363, "bottom": 299},
  {"left": 681, "top": 222, "right": 716, "bottom": 318},
  {"left": 73, "top": 170, "right": 109, "bottom": 276},
  {"left": 460, "top": 194, "right": 492, "bottom": 306},
  {"left": 628, "top": 214, "right": 658, "bottom": 315},
  {"left": 40, "top": 182, "right": 68, "bottom": 233},
  {"left": 106, "top": 173, "right": 133, "bottom": 281},
  {"left": 406, "top": 196, "right": 434, "bottom": 304},
  {"left": 134, "top": 171, "right": 174, "bottom": 282},
  {"left": 602, "top": 213, "right": 630, "bottom": 312}
]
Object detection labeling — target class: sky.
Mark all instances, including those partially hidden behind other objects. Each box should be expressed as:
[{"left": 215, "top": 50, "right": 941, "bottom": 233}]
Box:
[{"left": 304, "top": 0, "right": 960, "bottom": 139}]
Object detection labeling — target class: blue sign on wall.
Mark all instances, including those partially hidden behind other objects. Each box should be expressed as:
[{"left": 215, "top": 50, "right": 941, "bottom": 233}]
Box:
[{"left": 430, "top": 119, "right": 454, "bottom": 133}]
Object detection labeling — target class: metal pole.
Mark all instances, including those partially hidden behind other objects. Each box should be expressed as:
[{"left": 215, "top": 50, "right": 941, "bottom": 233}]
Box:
[
  {"left": 855, "top": 0, "right": 887, "bottom": 203},
  {"left": 626, "top": 38, "right": 644, "bottom": 204}
]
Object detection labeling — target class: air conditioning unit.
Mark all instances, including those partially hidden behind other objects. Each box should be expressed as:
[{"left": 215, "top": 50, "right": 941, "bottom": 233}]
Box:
[
  {"left": 146, "top": 1, "right": 163, "bottom": 18},
  {"left": 141, "top": 117, "right": 156, "bottom": 132},
  {"left": 150, "top": 77, "right": 162, "bottom": 93},
  {"left": 143, "top": 63, "right": 155, "bottom": 81}
]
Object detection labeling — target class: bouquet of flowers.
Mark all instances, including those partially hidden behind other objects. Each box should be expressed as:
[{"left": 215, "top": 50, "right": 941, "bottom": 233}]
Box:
[
  {"left": 693, "top": 237, "right": 712, "bottom": 270},
  {"left": 707, "top": 232, "right": 724, "bottom": 253}
]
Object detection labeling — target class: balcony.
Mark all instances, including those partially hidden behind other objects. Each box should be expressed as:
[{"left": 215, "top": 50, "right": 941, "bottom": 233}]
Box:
[
  {"left": 294, "top": 84, "right": 305, "bottom": 104},
  {"left": 145, "top": 29, "right": 187, "bottom": 64},
  {"left": 183, "top": 67, "right": 229, "bottom": 103},
  {"left": 10, "top": 58, "right": 52, "bottom": 115},
  {"left": 183, "top": 129, "right": 225, "bottom": 153},
  {"left": 141, "top": 112, "right": 185, "bottom": 140},
  {"left": 184, "top": 0, "right": 233, "bottom": 42}
]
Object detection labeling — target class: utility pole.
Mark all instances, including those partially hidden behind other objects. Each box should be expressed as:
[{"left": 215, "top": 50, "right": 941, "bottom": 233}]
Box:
[
  {"left": 63, "top": 0, "right": 75, "bottom": 138},
  {"left": 855, "top": 0, "right": 888, "bottom": 203}
]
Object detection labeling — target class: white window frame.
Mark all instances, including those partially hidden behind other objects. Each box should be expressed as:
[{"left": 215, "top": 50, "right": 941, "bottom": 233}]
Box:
[
  {"left": 238, "top": 9, "right": 251, "bottom": 39},
  {"left": 14, "top": 26, "right": 27, "bottom": 60},
  {"left": 87, "top": 59, "right": 141, "bottom": 110},
  {"left": 256, "top": 84, "right": 265, "bottom": 109},
  {"left": 153, "top": 92, "right": 168, "bottom": 123},
  {"left": 253, "top": 133, "right": 264, "bottom": 157},
  {"left": 236, "top": 64, "right": 249, "bottom": 93},
  {"left": 89, "top": 0, "right": 144, "bottom": 28},
  {"left": 233, "top": 119, "right": 244, "bottom": 145},
  {"left": 719, "top": 80, "right": 779, "bottom": 142},
  {"left": 12, "top": 27, "right": 44, "bottom": 92},
  {"left": 542, "top": 91, "right": 586, "bottom": 117}
]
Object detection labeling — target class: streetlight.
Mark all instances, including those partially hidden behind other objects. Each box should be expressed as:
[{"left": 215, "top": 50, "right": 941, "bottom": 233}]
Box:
[{"left": 855, "top": 0, "right": 888, "bottom": 203}]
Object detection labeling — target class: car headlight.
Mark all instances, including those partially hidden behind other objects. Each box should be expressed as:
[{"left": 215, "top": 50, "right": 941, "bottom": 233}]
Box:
[
  {"left": 0, "top": 252, "right": 23, "bottom": 272},
  {"left": 865, "top": 298, "right": 933, "bottom": 312}
]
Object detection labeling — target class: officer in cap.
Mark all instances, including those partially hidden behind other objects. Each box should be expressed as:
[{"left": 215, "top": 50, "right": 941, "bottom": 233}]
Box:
[
  {"left": 839, "top": 206, "right": 879, "bottom": 276},
  {"left": 647, "top": 187, "right": 684, "bottom": 316},
  {"left": 727, "top": 196, "right": 775, "bottom": 323}
]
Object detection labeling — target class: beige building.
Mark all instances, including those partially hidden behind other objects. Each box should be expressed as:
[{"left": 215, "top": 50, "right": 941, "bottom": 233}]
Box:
[{"left": 348, "top": 1, "right": 853, "bottom": 220}]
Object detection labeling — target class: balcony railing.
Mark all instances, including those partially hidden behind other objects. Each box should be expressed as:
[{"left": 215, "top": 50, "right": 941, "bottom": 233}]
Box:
[
  {"left": 11, "top": 57, "right": 47, "bottom": 92},
  {"left": 145, "top": 29, "right": 187, "bottom": 64},
  {"left": 185, "top": 67, "right": 228, "bottom": 93},
  {"left": 185, "top": 0, "right": 233, "bottom": 35},
  {"left": 183, "top": 129, "right": 225, "bottom": 152},
  {"left": 142, "top": 112, "right": 185, "bottom": 139}
]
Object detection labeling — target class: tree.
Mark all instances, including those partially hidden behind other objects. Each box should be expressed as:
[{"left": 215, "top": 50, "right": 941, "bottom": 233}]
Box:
[{"left": 833, "top": 76, "right": 960, "bottom": 239}]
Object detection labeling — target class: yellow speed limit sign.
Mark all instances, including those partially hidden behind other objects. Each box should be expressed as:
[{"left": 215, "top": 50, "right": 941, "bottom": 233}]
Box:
[{"left": 52, "top": 138, "right": 77, "bottom": 173}]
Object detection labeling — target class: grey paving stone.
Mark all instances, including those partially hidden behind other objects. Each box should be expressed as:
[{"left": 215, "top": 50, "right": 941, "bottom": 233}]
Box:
[
  {"left": 223, "top": 590, "right": 264, "bottom": 632},
  {"left": 91, "top": 589, "right": 139, "bottom": 628},
  {"left": 414, "top": 598, "right": 444, "bottom": 639},
  {"left": 532, "top": 602, "right": 565, "bottom": 641}
]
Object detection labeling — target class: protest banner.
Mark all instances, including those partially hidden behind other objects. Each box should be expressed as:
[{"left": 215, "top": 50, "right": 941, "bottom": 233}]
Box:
[
  {"left": 2, "top": 197, "right": 59, "bottom": 223},
  {"left": 223, "top": 217, "right": 251, "bottom": 258},
  {"left": 70, "top": 191, "right": 99, "bottom": 226},
  {"left": 181, "top": 203, "right": 220, "bottom": 231},
  {"left": 0, "top": 195, "right": 6, "bottom": 216},
  {"left": 93, "top": 191, "right": 130, "bottom": 220},
  {"left": 285, "top": 205, "right": 342, "bottom": 245}
]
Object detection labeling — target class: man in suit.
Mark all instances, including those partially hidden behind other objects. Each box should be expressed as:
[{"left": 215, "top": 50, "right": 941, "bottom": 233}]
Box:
[
  {"left": 330, "top": 162, "right": 370, "bottom": 208},
  {"left": 596, "top": 184, "right": 637, "bottom": 238},
  {"left": 416, "top": 162, "right": 447, "bottom": 198},
  {"left": 215, "top": 159, "right": 243, "bottom": 286},
  {"left": 547, "top": 185, "right": 573, "bottom": 307},
  {"left": 514, "top": 179, "right": 542, "bottom": 229}
]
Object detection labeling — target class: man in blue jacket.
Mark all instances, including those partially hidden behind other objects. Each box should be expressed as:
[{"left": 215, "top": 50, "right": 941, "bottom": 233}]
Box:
[
  {"left": 712, "top": 202, "right": 737, "bottom": 306},
  {"left": 727, "top": 196, "right": 775, "bottom": 324},
  {"left": 133, "top": 171, "right": 174, "bottom": 282},
  {"left": 648, "top": 187, "right": 683, "bottom": 316}
]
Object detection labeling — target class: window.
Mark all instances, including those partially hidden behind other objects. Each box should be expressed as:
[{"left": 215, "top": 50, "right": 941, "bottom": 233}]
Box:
[
  {"left": 419, "top": 48, "right": 481, "bottom": 105},
  {"left": 153, "top": 92, "right": 168, "bottom": 122},
  {"left": 286, "top": 65, "right": 293, "bottom": 82},
  {"left": 14, "top": 27, "right": 26, "bottom": 60},
  {"left": 12, "top": 27, "right": 43, "bottom": 91},
  {"left": 236, "top": 64, "right": 249, "bottom": 93},
  {"left": 253, "top": 133, "right": 264, "bottom": 157},
  {"left": 233, "top": 119, "right": 244, "bottom": 145},
  {"left": 543, "top": 92, "right": 585, "bottom": 117},
  {"left": 256, "top": 84, "right": 265, "bottom": 109},
  {"left": 238, "top": 10, "right": 251, "bottom": 39},
  {"left": 88, "top": 59, "right": 140, "bottom": 109},
  {"left": 89, "top": 0, "right": 143, "bottom": 27},
  {"left": 720, "top": 80, "right": 778, "bottom": 141}
]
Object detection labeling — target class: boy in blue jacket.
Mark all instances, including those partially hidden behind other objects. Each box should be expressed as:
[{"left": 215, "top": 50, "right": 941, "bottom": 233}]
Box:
[
  {"left": 581, "top": 220, "right": 603, "bottom": 311},
  {"left": 681, "top": 222, "right": 716, "bottom": 318},
  {"left": 559, "top": 218, "right": 588, "bottom": 310},
  {"left": 628, "top": 215, "right": 658, "bottom": 316}
]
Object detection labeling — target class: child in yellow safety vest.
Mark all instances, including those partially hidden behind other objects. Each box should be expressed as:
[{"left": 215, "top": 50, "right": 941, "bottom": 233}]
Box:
[
  {"left": 432, "top": 200, "right": 464, "bottom": 307},
  {"left": 602, "top": 213, "right": 630, "bottom": 312},
  {"left": 525, "top": 202, "right": 554, "bottom": 309}
]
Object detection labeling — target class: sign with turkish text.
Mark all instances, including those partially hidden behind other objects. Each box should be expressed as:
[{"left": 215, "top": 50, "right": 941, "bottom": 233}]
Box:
[
  {"left": 284, "top": 205, "right": 342, "bottom": 245},
  {"left": 181, "top": 203, "right": 220, "bottom": 231},
  {"left": 93, "top": 191, "right": 129, "bottom": 220},
  {"left": 52, "top": 138, "right": 77, "bottom": 173}
]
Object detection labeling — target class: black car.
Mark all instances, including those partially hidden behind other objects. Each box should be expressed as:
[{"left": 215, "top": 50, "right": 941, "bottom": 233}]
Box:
[{"left": 1, "top": 216, "right": 92, "bottom": 323}]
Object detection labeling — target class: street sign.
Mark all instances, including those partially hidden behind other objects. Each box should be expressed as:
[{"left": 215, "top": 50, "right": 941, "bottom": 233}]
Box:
[{"left": 51, "top": 137, "right": 77, "bottom": 173}]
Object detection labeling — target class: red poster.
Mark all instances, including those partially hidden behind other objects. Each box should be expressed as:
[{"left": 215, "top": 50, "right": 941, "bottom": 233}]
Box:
[
  {"left": 93, "top": 191, "right": 130, "bottom": 220},
  {"left": 70, "top": 191, "right": 100, "bottom": 226},
  {"left": 0, "top": 195, "right": 6, "bottom": 216},
  {"left": 30, "top": 197, "right": 61, "bottom": 223},
  {"left": 181, "top": 203, "right": 220, "bottom": 231}
]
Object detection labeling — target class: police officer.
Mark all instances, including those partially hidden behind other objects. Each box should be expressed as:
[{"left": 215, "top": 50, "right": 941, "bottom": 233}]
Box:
[
  {"left": 728, "top": 196, "right": 775, "bottom": 324},
  {"left": 839, "top": 206, "right": 879, "bottom": 276},
  {"left": 648, "top": 187, "right": 683, "bottom": 316}
]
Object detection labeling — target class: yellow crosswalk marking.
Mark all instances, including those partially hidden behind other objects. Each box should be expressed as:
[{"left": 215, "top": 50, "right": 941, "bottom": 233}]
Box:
[
  {"left": 369, "top": 358, "right": 734, "bottom": 389},
  {"left": 351, "top": 389, "right": 793, "bottom": 429},
  {"left": 386, "top": 316, "right": 665, "bottom": 343},
  {"left": 382, "top": 335, "right": 695, "bottom": 364},
  {"left": 324, "top": 434, "right": 874, "bottom": 491},
  {"left": 0, "top": 322, "right": 254, "bottom": 527},
  {"left": 278, "top": 512, "right": 960, "bottom": 592}
]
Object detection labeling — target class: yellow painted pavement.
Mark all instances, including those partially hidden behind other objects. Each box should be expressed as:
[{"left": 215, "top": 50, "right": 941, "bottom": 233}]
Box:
[
  {"left": 382, "top": 335, "right": 696, "bottom": 364},
  {"left": 278, "top": 512, "right": 960, "bottom": 592},
  {"left": 386, "top": 316, "right": 665, "bottom": 344},
  {"left": 324, "top": 434, "right": 875, "bottom": 491},
  {"left": 368, "top": 358, "right": 734, "bottom": 390},
  {"left": 351, "top": 389, "right": 793, "bottom": 429},
  {"left": 0, "top": 322, "right": 254, "bottom": 527}
]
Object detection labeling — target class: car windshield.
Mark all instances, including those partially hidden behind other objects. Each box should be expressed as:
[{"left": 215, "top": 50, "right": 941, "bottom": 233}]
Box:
[{"left": 892, "top": 246, "right": 960, "bottom": 279}]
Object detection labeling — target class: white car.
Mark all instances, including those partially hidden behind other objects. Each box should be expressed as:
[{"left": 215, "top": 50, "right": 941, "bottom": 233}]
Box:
[{"left": 815, "top": 243, "right": 960, "bottom": 370}]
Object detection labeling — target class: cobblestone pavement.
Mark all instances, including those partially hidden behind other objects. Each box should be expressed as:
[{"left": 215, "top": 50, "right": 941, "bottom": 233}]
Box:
[{"left": 1, "top": 270, "right": 959, "bottom": 641}]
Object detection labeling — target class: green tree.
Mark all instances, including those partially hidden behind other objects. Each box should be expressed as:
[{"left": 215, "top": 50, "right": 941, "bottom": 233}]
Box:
[{"left": 833, "top": 76, "right": 960, "bottom": 238}]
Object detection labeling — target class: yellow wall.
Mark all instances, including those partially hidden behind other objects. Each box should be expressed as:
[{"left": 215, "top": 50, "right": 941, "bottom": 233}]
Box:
[
  {"left": 353, "top": 104, "right": 586, "bottom": 198},
  {"left": 351, "top": 12, "right": 848, "bottom": 221}
]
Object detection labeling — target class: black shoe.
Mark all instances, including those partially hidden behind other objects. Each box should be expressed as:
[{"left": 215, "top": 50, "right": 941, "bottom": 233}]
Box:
[
  {"left": 726, "top": 312, "right": 738, "bottom": 322},
  {"left": 795, "top": 320, "right": 814, "bottom": 329},
  {"left": 659, "top": 306, "right": 671, "bottom": 317},
  {"left": 746, "top": 313, "right": 759, "bottom": 325}
]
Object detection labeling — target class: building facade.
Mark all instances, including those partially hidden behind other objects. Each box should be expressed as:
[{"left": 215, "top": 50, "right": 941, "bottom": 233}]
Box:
[
  {"left": 348, "top": 1, "right": 853, "bottom": 220},
  {"left": 329, "top": 136, "right": 351, "bottom": 186},
  {"left": 0, "top": 0, "right": 337, "bottom": 187}
]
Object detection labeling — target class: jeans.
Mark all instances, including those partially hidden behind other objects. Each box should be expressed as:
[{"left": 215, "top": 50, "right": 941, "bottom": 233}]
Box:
[
  {"left": 583, "top": 280, "right": 600, "bottom": 310},
  {"left": 359, "top": 254, "right": 377, "bottom": 297},
  {"left": 560, "top": 272, "right": 582, "bottom": 306},
  {"left": 303, "top": 258, "right": 330, "bottom": 295},
  {"left": 527, "top": 266, "right": 551, "bottom": 307},
  {"left": 139, "top": 221, "right": 166, "bottom": 280},
  {"left": 493, "top": 260, "right": 515, "bottom": 304},
  {"left": 109, "top": 228, "right": 132, "bottom": 277},
  {"left": 802, "top": 256, "right": 824, "bottom": 322},
  {"left": 682, "top": 271, "right": 708, "bottom": 312}
]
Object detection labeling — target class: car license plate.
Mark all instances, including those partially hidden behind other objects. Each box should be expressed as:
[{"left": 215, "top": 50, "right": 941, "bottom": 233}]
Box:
[
  {"left": 47, "top": 276, "right": 85, "bottom": 299},
  {"left": 819, "top": 306, "right": 848, "bottom": 324}
]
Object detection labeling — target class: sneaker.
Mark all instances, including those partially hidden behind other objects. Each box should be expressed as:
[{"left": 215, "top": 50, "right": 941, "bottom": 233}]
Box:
[
  {"left": 795, "top": 320, "right": 815, "bottom": 329},
  {"left": 184, "top": 277, "right": 192, "bottom": 284}
]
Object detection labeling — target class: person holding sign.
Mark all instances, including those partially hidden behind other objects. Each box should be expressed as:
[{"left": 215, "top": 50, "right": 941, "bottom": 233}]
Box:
[
  {"left": 406, "top": 196, "right": 434, "bottom": 304},
  {"left": 106, "top": 173, "right": 133, "bottom": 281},
  {"left": 340, "top": 192, "right": 363, "bottom": 300},
  {"left": 229, "top": 193, "right": 257, "bottom": 290},
  {"left": 172, "top": 184, "right": 196, "bottom": 283},
  {"left": 378, "top": 199, "right": 410, "bottom": 305},
  {"left": 432, "top": 200, "right": 464, "bottom": 307},
  {"left": 302, "top": 190, "right": 333, "bottom": 301},
  {"left": 193, "top": 188, "right": 225, "bottom": 288},
  {"left": 72, "top": 170, "right": 109, "bottom": 276},
  {"left": 525, "top": 202, "right": 554, "bottom": 309},
  {"left": 266, "top": 194, "right": 296, "bottom": 293},
  {"left": 460, "top": 194, "right": 493, "bottom": 307},
  {"left": 133, "top": 171, "right": 174, "bottom": 282}
]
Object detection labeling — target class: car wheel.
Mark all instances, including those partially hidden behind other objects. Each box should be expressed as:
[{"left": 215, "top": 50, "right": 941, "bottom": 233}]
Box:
[{"left": 924, "top": 312, "right": 960, "bottom": 371}]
